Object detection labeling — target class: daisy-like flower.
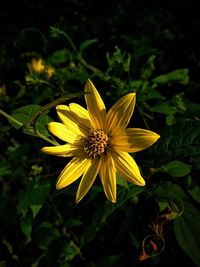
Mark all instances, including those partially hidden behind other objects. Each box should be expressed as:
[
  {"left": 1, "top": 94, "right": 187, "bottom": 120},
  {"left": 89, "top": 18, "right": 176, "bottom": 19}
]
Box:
[{"left": 42, "top": 79, "right": 160, "bottom": 203}]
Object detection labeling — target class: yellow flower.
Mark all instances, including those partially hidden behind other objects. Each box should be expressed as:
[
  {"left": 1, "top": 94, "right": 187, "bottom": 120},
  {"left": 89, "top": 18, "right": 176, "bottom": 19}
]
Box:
[
  {"left": 27, "top": 58, "right": 45, "bottom": 73},
  {"left": 27, "top": 58, "right": 55, "bottom": 78},
  {"left": 45, "top": 66, "right": 55, "bottom": 78},
  {"left": 42, "top": 80, "right": 160, "bottom": 203}
]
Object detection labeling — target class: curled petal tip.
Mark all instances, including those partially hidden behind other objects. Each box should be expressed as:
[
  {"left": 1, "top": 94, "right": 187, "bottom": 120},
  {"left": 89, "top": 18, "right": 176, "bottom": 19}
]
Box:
[
  {"left": 75, "top": 197, "right": 81, "bottom": 204},
  {"left": 157, "top": 133, "right": 161, "bottom": 139},
  {"left": 139, "top": 179, "right": 146, "bottom": 186},
  {"left": 153, "top": 133, "right": 161, "bottom": 142},
  {"left": 110, "top": 198, "right": 117, "bottom": 203},
  {"left": 56, "top": 183, "right": 61, "bottom": 190},
  {"left": 129, "top": 92, "right": 136, "bottom": 97}
]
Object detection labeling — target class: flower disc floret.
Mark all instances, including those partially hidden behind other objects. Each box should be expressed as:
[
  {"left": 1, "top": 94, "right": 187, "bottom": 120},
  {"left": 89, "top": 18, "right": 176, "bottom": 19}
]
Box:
[{"left": 83, "top": 129, "right": 111, "bottom": 158}]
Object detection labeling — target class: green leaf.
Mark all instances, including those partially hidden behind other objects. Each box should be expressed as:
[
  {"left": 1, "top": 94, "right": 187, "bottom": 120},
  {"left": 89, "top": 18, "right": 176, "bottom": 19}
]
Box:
[
  {"left": 188, "top": 186, "right": 200, "bottom": 203},
  {"left": 29, "top": 182, "right": 51, "bottom": 205},
  {"left": 106, "top": 46, "right": 131, "bottom": 73},
  {"left": 11, "top": 105, "right": 41, "bottom": 128},
  {"left": 62, "top": 241, "right": 81, "bottom": 261},
  {"left": 35, "top": 113, "right": 53, "bottom": 137},
  {"left": 161, "top": 160, "right": 192, "bottom": 177},
  {"left": 10, "top": 104, "right": 41, "bottom": 136},
  {"left": 168, "top": 199, "right": 184, "bottom": 215},
  {"left": 102, "top": 186, "right": 144, "bottom": 221},
  {"left": 158, "top": 201, "right": 169, "bottom": 212},
  {"left": 137, "top": 86, "right": 163, "bottom": 101},
  {"left": 80, "top": 39, "right": 98, "bottom": 51},
  {"left": 166, "top": 114, "right": 176, "bottom": 126},
  {"left": 10, "top": 104, "right": 53, "bottom": 137},
  {"left": 0, "top": 161, "right": 11, "bottom": 175},
  {"left": 21, "top": 213, "right": 33, "bottom": 239},
  {"left": 33, "top": 222, "right": 60, "bottom": 249},
  {"left": 30, "top": 204, "right": 42, "bottom": 218},
  {"left": 185, "top": 102, "right": 200, "bottom": 118},
  {"left": 2, "top": 238, "right": 14, "bottom": 254},
  {"left": 152, "top": 101, "right": 177, "bottom": 115},
  {"left": 17, "top": 181, "right": 51, "bottom": 213},
  {"left": 141, "top": 54, "right": 156, "bottom": 80},
  {"left": 173, "top": 201, "right": 200, "bottom": 267},
  {"left": 66, "top": 218, "right": 83, "bottom": 228},
  {"left": 48, "top": 49, "right": 70, "bottom": 64},
  {"left": 151, "top": 181, "right": 188, "bottom": 200},
  {"left": 116, "top": 173, "right": 129, "bottom": 188},
  {"left": 145, "top": 119, "right": 200, "bottom": 166},
  {"left": 152, "top": 68, "right": 189, "bottom": 85}
]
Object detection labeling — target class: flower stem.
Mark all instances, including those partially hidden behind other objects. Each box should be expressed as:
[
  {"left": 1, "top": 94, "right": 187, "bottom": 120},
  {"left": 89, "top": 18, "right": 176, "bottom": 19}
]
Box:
[
  {"left": 26, "top": 91, "right": 84, "bottom": 126},
  {"left": 0, "top": 109, "right": 23, "bottom": 127}
]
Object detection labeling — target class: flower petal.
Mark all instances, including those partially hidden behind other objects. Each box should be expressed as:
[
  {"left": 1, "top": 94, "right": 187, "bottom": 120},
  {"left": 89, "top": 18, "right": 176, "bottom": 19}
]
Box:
[
  {"left": 111, "top": 151, "right": 145, "bottom": 186},
  {"left": 69, "top": 103, "right": 93, "bottom": 131},
  {"left": 48, "top": 122, "right": 77, "bottom": 143},
  {"left": 84, "top": 79, "right": 106, "bottom": 130},
  {"left": 41, "top": 144, "right": 81, "bottom": 157},
  {"left": 99, "top": 153, "right": 116, "bottom": 203},
  {"left": 112, "top": 128, "right": 160, "bottom": 153},
  {"left": 56, "top": 157, "right": 91, "bottom": 189},
  {"left": 76, "top": 157, "right": 100, "bottom": 203},
  {"left": 106, "top": 93, "right": 136, "bottom": 131},
  {"left": 56, "top": 105, "right": 86, "bottom": 136}
]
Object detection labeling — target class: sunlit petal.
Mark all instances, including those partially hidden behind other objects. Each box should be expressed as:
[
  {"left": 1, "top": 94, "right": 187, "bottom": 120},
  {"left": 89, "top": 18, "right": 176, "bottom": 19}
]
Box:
[
  {"left": 76, "top": 157, "right": 100, "bottom": 203},
  {"left": 106, "top": 93, "right": 136, "bottom": 132},
  {"left": 41, "top": 144, "right": 81, "bottom": 157},
  {"left": 112, "top": 128, "right": 160, "bottom": 152},
  {"left": 99, "top": 153, "right": 116, "bottom": 203},
  {"left": 69, "top": 103, "right": 93, "bottom": 131},
  {"left": 84, "top": 79, "right": 106, "bottom": 130},
  {"left": 56, "top": 105, "right": 86, "bottom": 136},
  {"left": 48, "top": 122, "right": 77, "bottom": 143},
  {"left": 56, "top": 157, "right": 91, "bottom": 189},
  {"left": 111, "top": 151, "right": 145, "bottom": 186}
]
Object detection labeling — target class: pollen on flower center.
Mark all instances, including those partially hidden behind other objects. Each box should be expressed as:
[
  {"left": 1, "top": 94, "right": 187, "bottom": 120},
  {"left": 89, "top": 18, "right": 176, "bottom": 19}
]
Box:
[{"left": 83, "top": 129, "right": 111, "bottom": 158}]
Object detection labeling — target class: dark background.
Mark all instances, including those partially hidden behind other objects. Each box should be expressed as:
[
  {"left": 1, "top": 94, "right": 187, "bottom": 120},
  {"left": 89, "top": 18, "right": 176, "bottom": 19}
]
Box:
[{"left": 1, "top": 0, "right": 200, "bottom": 84}]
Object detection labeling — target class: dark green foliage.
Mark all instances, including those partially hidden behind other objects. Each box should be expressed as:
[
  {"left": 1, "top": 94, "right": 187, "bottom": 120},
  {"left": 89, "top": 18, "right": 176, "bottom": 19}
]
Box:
[
  {"left": 174, "top": 201, "right": 200, "bottom": 267},
  {"left": 0, "top": 1, "right": 200, "bottom": 266}
]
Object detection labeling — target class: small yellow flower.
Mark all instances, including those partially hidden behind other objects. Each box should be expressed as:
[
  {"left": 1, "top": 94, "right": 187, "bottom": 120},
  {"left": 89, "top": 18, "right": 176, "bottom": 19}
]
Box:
[
  {"left": 42, "top": 80, "right": 160, "bottom": 203},
  {"left": 27, "top": 58, "right": 55, "bottom": 78},
  {"left": 45, "top": 66, "right": 55, "bottom": 78},
  {"left": 27, "top": 58, "right": 45, "bottom": 73}
]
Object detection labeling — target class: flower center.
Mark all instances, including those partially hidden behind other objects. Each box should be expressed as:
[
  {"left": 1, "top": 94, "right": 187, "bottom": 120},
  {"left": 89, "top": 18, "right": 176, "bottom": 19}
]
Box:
[{"left": 83, "top": 129, "right": 111, "bottom": 158}]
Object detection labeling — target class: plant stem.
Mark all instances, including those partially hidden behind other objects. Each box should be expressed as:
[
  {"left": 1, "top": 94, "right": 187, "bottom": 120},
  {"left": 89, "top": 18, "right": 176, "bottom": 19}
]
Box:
[
  {"left": 26, "top": 91, "right": 84, "bottom": 126},
  {"left": 0, "top": 109, "right": 23, "bottom": 127}
]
